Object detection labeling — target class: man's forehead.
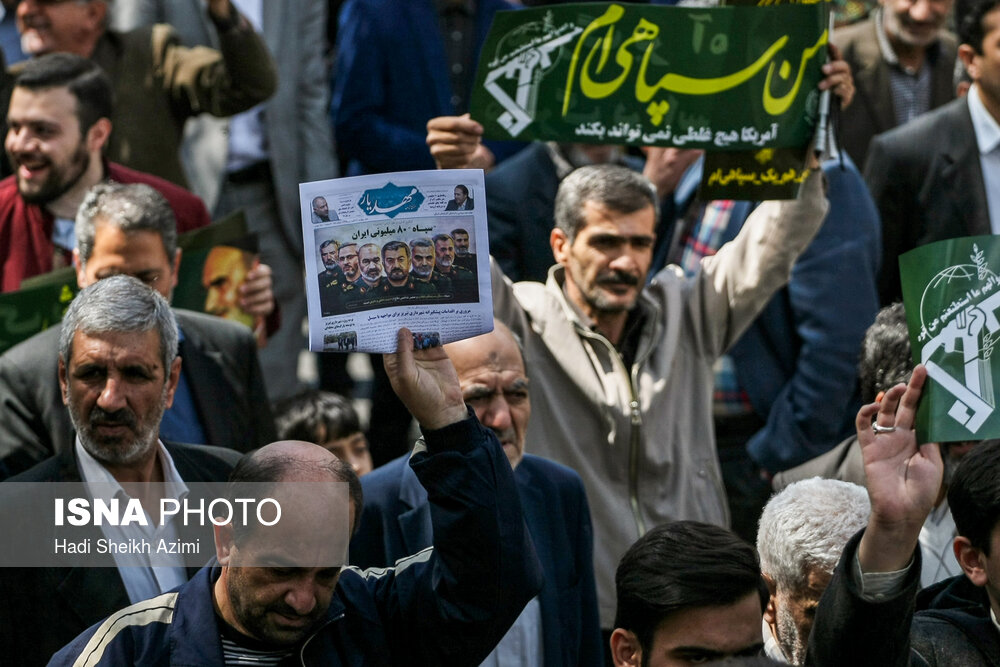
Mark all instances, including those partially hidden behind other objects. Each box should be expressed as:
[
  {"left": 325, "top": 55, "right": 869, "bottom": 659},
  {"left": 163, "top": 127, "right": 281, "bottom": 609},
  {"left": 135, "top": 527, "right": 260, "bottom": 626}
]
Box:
[
  {"left": 70, "top": 328, "right": 162, "bottom": 365},
  {"left": 579, "top": 200, "right": 655, "bottom": 233},
  {"left": 9, "top": 85, "right": 79, "bottom": 122}
]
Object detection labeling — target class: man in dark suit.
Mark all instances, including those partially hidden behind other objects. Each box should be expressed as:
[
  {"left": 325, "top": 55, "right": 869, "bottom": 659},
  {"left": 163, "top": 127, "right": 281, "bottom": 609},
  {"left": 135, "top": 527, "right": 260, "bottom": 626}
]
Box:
[
  {"left": 0, "top": 275, "right": 242, "bottom": 666},
  {"left": 444, "top": 184, "right": 474, "bottom": 211},
  {"left": 0, "top": 182, "right": 275, "bottom": 479},
  {"left": 866, "top": 0, "right": 1000, "bottom": 304},
  {"left": 351, "top": 320, "right": 602, "bottom": 666},
  {"left": 834, "top": 0, "right": 957, "bottom": 168}
]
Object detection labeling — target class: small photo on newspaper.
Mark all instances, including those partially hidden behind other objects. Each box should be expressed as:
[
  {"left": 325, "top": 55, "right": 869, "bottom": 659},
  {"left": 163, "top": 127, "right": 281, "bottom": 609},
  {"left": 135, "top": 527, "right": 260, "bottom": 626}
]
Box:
[{"left": 300, "top": 169, "right": 493, "bottom": 354}]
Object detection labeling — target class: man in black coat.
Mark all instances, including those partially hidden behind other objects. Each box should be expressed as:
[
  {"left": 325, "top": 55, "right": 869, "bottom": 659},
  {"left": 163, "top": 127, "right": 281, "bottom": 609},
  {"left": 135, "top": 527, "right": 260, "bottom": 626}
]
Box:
[{"left": 0, "top": 276, "right": 243, "bottom": 666}]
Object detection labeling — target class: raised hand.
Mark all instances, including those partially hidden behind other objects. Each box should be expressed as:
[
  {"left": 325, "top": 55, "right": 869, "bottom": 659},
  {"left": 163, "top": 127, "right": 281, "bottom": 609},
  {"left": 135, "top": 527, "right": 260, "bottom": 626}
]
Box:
[{"left": 856, "top": 365, "right": 943, "bottom": 572}]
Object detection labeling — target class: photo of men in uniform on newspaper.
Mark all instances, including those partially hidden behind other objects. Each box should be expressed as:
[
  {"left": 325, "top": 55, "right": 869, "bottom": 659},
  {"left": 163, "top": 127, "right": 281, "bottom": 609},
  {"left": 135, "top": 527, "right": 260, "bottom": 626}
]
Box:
[{"left": 313, "top": 220, "right": 479, "bottom": 316}]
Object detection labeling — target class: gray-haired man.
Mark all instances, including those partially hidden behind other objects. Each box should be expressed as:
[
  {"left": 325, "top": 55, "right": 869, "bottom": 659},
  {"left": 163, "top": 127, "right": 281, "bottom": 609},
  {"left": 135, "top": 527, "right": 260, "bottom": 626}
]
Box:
[
  {"left": 0, "top": 183, "right": 275, "bottom": 478},
  {"left": 0, "top": 276, "right": 241, "bottom": 666}
]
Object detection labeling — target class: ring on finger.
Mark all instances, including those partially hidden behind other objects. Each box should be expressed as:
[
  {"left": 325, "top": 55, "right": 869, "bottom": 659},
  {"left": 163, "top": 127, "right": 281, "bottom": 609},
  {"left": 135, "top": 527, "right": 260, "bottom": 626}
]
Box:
[{"left": 872, "top": 423, "right": 897, "bottom": 434}]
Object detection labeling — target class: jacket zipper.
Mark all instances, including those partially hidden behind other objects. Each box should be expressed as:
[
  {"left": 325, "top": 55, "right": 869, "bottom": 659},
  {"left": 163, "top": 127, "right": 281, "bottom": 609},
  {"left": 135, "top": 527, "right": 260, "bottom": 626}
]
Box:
[{"left": 577, "top": 327, "right": 647, "bottom": 538}]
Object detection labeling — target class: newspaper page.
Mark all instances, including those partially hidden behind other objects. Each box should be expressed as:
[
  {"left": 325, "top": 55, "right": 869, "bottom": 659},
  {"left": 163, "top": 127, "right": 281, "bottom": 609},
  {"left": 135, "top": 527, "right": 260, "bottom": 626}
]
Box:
[{"left": 300, "top": 169, "right": 493, "bottom": 354}]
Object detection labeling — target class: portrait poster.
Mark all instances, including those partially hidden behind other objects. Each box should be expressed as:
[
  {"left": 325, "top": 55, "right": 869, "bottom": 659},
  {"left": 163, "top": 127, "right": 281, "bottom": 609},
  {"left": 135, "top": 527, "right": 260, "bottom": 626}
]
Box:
[
  {"left": 469, "top": 2, "right": 828, "bottom": 151},
  {"left": 300, "top": 169, "right": 493, "bottom": 354},
  {"left": 899, "top": 236, "right": 1000, "bottom": 443},
  {"left": 168, "top": 211, "right": 266, "bottom": 345}
]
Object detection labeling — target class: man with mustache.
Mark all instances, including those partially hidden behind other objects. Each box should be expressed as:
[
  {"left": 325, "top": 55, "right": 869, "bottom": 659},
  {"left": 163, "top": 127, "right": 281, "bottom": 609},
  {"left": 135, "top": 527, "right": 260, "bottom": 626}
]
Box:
[
  {"left": 356, "top": 243, "right": 385, "bottom": 292},
  {"left": 433, "top": 233, "right": 477, "bottom": 302},
  {"left": 488, "top": 162, "right": 828, "bottom": 640},
  {"left": 0, "top": 275, "right": 242, "bottom": 666}
]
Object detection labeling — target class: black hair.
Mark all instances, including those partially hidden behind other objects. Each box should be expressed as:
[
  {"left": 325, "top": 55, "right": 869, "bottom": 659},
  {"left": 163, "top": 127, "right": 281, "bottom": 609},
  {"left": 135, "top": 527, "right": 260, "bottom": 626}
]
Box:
[
  {"left": 454, "top": 184, "right": 469, "bottom": 196},
  {"left": 614, "top": 521, "right": 763, "bottom": 653},
  {"left": 949, "top": 439, "right": 1000, "bottom": 553},
  {"left": 14, "top": 53, "right": 113, "bottom": 135},
  {"left": 959, "top": 0, "right": 1000, "bottom": 53},
  {"left": 273, "top": 391, "right": 363, "bottom": 444}
]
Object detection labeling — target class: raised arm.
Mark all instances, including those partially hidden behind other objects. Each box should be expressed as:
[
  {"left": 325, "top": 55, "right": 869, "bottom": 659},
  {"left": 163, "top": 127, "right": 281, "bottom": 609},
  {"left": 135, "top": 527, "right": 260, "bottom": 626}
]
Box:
[
  {"left": 808, "top": 366, "right": 942, "bottom": 667},
  {"left": 368, "top": 328, "right": 544, "bottom": 665}
]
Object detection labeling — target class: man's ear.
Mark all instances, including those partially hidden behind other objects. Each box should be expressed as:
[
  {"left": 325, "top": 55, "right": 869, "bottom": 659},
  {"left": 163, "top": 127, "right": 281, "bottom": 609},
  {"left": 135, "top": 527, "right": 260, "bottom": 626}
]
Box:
[
  {"left": 72, "top": 249, "right": 86, "bottom": 288},
  {"left": 163, "top": 356, "right": 182, "bottom": 409},
  {"left": 958, "top": 44, "right": 978, "bottom": 81},
  {"left": 762, "top": 573, "right": 778, "bottom": 627},
  {"left": 610, "top": 628, "right": 642, "bottom": 667},
  {"left": 955, "top": 536, "right": 989, "bottom": 587},
  {"left": 214, "top": 522, "right": 236, "bottom": 565},
  {"left": 551, "top": 227, "right": 571, "bottom": 266},
  {"left": 85, "top": 117, "right": 112, "bottom": 154},
  {"left": 58, "top": 356, "right": 69, "bottom": 406},
  {"left": 171, "top": 249, "right": 182, "bottom": 291}
]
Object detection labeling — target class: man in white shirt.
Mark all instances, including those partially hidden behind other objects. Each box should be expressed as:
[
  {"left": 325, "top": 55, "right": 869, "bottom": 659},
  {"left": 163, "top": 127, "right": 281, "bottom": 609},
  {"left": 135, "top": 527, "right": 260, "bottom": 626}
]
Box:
[{"left": 0, "top": 276, "right": 241, "bottom": 666}]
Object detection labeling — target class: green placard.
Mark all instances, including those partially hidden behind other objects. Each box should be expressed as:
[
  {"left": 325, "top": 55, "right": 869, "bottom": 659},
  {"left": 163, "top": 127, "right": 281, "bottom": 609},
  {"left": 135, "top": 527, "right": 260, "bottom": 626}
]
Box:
[
  {"left": 470, "top": 2, "right": 827, "bottom": 150},
  {"left": 0, "top": 275, "right": 77, "bottom": 355},
  {"left": 900, "top": 236, "right": 1000, "bottom": 443}
]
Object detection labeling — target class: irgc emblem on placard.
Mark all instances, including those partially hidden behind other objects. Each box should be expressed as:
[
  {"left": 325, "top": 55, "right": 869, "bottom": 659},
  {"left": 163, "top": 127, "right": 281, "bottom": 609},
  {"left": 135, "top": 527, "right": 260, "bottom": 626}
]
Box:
[{"left": 900, "top": 237, "right": 1000, "bottom": 443}]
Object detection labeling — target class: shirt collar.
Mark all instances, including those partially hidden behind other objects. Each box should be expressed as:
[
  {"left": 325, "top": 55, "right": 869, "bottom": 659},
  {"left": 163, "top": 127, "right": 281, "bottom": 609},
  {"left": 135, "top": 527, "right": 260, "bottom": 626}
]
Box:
[
  {"left": 75, "top": 436, "right": 189, "bottom": 502},
  {"left": 968, "top": 84, "right": 1000, "bottom": 155}
]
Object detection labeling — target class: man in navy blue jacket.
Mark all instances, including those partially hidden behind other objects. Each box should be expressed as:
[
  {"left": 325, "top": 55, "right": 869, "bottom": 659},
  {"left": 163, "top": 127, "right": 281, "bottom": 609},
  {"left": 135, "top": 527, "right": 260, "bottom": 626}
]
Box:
[
  {"left": 352, "top": 320, "right": 602, "bottom": 666},
  {"left": 49, "top": 327, "right": 544, "bottom": 666}
]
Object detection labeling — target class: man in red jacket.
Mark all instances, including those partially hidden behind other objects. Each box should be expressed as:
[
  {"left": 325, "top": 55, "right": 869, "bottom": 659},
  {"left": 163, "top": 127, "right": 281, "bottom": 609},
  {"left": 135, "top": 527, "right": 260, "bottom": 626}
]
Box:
[{"left": 0, "top": 53, "right": 243, "bottom": 294}]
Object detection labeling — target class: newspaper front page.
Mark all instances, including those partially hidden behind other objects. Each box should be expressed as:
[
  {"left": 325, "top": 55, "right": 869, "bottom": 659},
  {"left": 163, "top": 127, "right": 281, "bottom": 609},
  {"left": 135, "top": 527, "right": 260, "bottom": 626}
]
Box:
[{"left": 300, "top": 169, "right": 493, "bottom": 353}]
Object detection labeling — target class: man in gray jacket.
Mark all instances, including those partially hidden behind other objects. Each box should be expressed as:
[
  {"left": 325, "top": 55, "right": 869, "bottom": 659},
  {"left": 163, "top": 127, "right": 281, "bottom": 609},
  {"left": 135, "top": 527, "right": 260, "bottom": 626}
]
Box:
[{"left": 489, "top": 162, "right": 828, "bottom": 630}]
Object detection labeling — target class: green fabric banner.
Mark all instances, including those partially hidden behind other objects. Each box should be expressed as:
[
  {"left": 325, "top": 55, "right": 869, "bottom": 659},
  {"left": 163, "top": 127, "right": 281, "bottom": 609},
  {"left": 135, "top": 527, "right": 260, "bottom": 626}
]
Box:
[
  {"left": 470, "top": 2, "right": 828, "bottom": 150},
  {"left": 900, "top": 236, "right": 1000, "bottom": 443}
]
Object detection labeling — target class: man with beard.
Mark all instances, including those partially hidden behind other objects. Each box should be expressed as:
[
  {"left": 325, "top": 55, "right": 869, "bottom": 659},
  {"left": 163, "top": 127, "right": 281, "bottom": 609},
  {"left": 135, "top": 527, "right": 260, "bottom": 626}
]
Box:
[
  {"left": 410, "top": 237, "right": 452, "bottom": 294},
  {"left": 0, "top": 183, "right": 276, "bottom": 478},
  {"left": 48, "top": 327, "right": 544, "bottom": 666},
  {"left": 312, "top": 196, "right": 338, "bottom": 223},
  {"left": 0, "top": 53, "right": 223, "bottom": 292},
  {"left": 0, "top": 275, "right": 242, "bottom": 666},
  {"left": 317, "top": 239, "right": 344, "bottom": 316},
  {"left": 451, "top": 227, "right": 477, "bottom": 273},
  {"left": 756, "top": 478, "right": 871, "bottom": 664},
  {"left": 834, "top": 0, "right": 957, "bottom": 166},
  {"left": 379, "top": 241, "right": 435, "bottom": 299},
  {"left": 434, "top": 233, "right": 477, "bottom": 302}
]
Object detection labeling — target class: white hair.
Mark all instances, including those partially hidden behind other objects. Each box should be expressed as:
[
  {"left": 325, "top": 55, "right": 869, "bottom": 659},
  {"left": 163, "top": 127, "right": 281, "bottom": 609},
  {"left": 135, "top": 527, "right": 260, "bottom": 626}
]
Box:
[{"left": 757, "top": 478, "right": 870, "bottom": 592}]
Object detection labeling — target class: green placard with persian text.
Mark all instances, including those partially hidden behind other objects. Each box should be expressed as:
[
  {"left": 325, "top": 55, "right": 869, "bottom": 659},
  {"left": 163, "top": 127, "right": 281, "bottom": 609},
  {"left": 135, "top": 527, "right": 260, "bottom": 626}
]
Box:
[{"left": 470, "top": 2, "right": 828, "bottom": 150}]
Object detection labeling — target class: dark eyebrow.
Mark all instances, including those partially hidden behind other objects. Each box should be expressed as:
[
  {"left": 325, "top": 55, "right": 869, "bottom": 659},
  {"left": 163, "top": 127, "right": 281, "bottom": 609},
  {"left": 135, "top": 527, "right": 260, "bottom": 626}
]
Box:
[{"left": 506, "top": 378, "right": 530, "bottom": 392}]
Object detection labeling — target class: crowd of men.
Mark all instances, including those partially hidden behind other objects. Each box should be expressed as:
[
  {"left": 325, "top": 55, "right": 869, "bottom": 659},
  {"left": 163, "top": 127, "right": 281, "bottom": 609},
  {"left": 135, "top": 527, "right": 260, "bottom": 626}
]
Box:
[{"left": 0, "top": 0, "right": 998, "bottom": 664}]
